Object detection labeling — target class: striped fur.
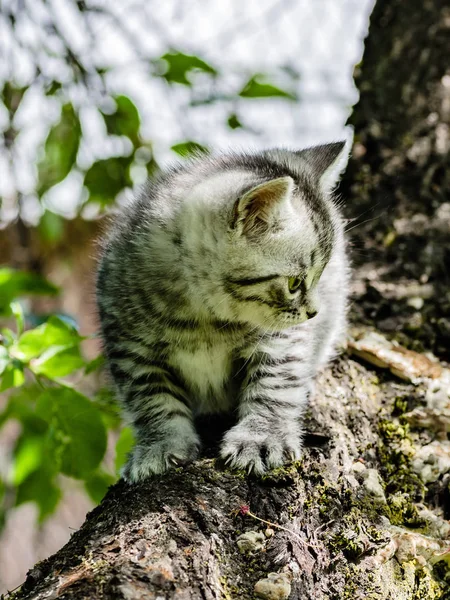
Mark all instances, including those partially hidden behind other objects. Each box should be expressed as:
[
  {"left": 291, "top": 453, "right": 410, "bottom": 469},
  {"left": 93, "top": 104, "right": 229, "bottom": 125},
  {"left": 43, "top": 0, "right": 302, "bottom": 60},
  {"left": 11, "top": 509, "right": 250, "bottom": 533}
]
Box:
[{"left": 96, "top": 143, "right": 350, "bottom": 482}]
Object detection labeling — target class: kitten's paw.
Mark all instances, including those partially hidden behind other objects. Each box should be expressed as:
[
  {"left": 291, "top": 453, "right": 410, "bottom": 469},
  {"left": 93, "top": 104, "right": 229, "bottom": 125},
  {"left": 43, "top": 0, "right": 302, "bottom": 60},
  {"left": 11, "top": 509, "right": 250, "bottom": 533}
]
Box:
[
  {"left": 122, "top": 421, "right": 200, "bottom": 483},
  {"left": 220, "top": 421, "right": 302, "bottom": 475}
]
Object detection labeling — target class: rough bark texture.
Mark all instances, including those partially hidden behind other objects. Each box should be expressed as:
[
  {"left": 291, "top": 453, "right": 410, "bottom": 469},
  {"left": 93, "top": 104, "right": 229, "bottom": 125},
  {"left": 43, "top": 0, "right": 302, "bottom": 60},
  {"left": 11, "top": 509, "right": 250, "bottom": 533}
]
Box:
[
  {"left": 343, "top": 0, "right": 450, "bottom": 360},
  {"left": 10, "top": 1, "right": 450, "bottom": 598},
  {"left": 11, "top": 359, "right": 450, "bottom": 599}
]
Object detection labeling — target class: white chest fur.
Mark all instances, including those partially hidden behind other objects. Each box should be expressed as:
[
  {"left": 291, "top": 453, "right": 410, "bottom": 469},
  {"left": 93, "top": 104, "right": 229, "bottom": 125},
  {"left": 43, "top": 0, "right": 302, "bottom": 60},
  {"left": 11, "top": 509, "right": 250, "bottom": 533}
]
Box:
[{"left": 170, "top": 343, "right": 234, "bottom": 413}]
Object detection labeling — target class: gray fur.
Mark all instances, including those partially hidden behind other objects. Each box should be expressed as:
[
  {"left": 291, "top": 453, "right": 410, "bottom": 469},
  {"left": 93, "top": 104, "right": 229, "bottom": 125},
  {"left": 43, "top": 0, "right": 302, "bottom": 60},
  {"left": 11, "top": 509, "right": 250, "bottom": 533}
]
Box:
[{"left": 96, "top": 143, "right": 350, "bottom": 482}]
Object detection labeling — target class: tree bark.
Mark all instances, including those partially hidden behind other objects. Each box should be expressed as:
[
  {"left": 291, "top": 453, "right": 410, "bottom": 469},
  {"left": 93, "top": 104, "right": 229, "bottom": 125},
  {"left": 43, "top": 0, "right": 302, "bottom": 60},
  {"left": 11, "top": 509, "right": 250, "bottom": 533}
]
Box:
[
  {"left": 342, "top": 0, "right": 450, "bottom": 360},
  {"left": 11, "top": 1, "right": 450, "bottom": 598},
  {"left": 12, "top": 357, "right": 450, "bottom": 599}
]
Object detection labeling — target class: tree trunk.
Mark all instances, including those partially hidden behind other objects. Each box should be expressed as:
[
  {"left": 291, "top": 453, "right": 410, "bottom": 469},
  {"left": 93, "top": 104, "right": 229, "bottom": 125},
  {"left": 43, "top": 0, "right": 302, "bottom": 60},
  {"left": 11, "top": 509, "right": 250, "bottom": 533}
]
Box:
[
  {"left": 343, "top": 0, "right": 450, "bottom": 360},
  {"left": 12, "top": 1, "right": 450, "bottom": 598}
]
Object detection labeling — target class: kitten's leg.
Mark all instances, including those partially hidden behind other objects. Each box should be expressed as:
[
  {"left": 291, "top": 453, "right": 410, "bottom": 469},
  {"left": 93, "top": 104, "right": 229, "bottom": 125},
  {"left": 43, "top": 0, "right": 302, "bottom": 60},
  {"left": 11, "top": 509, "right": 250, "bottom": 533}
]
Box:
[
  {"left": 111, "top": 359, "right": 200, "bottom": 482},
  {"left": 221, "top": 353, "right": 310, "bottom": 474}
]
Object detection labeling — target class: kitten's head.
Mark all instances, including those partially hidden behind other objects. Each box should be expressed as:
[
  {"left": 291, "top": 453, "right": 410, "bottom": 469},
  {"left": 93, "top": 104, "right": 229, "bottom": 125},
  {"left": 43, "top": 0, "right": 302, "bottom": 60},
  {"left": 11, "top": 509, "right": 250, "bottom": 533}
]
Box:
[{"left": 188, "top": 141, "right": 350, "bottom": 330}]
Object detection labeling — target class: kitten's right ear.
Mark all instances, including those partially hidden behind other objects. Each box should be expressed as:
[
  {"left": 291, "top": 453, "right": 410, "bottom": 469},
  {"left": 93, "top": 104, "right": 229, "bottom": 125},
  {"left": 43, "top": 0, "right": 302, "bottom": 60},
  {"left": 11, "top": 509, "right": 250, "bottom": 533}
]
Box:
[
  {"left": 296, "top": 139, "right": 350, "bottom": 193},
  {"left": 231, "top": 177, "right": 293, "bottom": 236}
]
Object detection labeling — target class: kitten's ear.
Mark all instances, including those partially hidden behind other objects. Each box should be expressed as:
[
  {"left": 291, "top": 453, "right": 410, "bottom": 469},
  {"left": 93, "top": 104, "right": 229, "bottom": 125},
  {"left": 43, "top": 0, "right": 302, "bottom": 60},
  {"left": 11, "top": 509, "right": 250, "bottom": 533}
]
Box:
[
  {"left": 296, "top": 140, "right": 350, "bottom": 193},
  {"left": 232, "top": 176, "right": 293, "bottom": 236}
]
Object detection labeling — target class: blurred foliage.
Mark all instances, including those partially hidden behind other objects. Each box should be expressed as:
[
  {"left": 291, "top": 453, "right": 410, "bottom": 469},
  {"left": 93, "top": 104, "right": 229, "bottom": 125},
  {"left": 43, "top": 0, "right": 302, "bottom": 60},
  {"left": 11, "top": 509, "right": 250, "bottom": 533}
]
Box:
[
  {"left": 0, "top": 268, "right": 134, "bottom": 525},
  {"left": 0, "top": 1, "right": 298, "bottom": 231},
  {"left": 154, "top": 51, "right": 218, "bottom": 85},
  {"left": 0, "top": 270, "right": 59, "bottom": 313},
  {"left": 171, "top": 141, "right": 209, "bottom": 157},
  {"left": 101, "top": 95, "right": 140, "bottom": 143},
  {"left": 37, "top": 104, "right": 82, "bottom": 196},
  {"left": 239, "top": 75, "right": 297, "bottom": 100},
  {"left": 84, "top": 155, "right": 134, "bottom": 207}
]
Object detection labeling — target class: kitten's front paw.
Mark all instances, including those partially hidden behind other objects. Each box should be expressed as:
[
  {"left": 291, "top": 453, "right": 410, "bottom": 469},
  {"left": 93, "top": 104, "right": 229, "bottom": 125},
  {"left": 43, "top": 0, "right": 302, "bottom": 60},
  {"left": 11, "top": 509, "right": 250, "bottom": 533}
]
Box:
[
  {"left": 220, "top": 420, "right": 302, "bottom": 475},
  {"left": 122, "top": 422, "right": 200, "bottom": 483}
]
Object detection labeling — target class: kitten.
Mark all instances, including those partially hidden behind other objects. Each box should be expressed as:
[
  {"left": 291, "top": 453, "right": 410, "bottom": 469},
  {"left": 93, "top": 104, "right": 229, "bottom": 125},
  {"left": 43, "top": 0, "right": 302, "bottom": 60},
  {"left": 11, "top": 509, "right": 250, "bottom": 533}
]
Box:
[{"left": 96, "top": 142, "right": 350, "bottom": 482}]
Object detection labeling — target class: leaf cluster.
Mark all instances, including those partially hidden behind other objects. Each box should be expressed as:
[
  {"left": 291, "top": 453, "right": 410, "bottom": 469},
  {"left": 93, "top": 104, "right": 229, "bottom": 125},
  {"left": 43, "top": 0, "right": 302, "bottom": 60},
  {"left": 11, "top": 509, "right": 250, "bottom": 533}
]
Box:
[
  {"left": 1, "top": 7, "right": 299, "bottom": 234},
  {"left": 0, "top": 269, "right": 134, "bottom": 526}
]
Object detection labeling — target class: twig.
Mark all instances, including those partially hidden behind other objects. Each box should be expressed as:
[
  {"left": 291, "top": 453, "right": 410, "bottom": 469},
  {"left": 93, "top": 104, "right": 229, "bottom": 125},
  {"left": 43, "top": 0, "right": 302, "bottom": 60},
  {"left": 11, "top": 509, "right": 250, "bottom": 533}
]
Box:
[{"left": 233, "top": 504, "right": 320, "bottom": 550}]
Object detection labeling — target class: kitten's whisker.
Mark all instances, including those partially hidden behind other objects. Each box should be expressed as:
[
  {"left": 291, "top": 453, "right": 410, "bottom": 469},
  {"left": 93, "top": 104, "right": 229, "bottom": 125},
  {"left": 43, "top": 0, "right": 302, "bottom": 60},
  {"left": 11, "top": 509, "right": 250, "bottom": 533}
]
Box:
[
  {"left": 347, "top": 200, "right": 383, "bottom": 222},
  {"left": 344, "top": 201, "right": 384, "bottom": 234},
  {"left": 345, "top": 213, "right": 383, "bottom": 233}
]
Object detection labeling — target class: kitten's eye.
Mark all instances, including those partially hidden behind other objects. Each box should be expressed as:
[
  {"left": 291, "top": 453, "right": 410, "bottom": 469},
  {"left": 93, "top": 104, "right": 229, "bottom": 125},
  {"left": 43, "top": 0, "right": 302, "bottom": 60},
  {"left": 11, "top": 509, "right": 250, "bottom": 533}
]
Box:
[{"left": 288, "top": 276, "right": 302, "bottom": 293}]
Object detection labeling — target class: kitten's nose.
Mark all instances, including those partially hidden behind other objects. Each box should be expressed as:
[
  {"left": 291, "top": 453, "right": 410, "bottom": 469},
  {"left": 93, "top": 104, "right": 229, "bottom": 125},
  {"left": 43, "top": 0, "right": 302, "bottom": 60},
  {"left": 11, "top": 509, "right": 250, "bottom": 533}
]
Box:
[{"left": 306, "top": 309, "right": 318, "bottom": 320}]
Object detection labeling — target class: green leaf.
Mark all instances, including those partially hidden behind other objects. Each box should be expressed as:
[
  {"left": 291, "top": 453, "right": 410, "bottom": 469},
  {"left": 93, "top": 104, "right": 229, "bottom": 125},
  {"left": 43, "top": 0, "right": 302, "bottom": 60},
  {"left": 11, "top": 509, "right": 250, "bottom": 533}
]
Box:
[
  {"left": 0, "top": 346, "right": 9, "bottom": 375},
  {"left": 12, "top": 316, "right": 82, "bottom": 361},
  {"left": 12, "top": 434, "right": 46, "bottom": 485},
  {"left": 36, "top": 387, "right": 107, "bottom": 478},
  {"left": 155, "top": 51, "right": 217, "bottom": 85},
  {"left": 38, "top": 210, "right": 65, "bottom": 243},
  {"left": 85, "top": 470, "right": 116, "bottom": 504},
  {"left": 10, "top": 301, "right": 24, "bottom": 335},
  {"left": 171, "top": 141, "right": 208, "bottom": 158},
  {"left": 2, "top": 82, "right": 27, "bottom": 114},
  {"left": 84, "top": 155, "right": 133, "bottom": 206},
  {"left": 0, "top": 269, "right": 58, "bottom": 313},
  {"left": 1, "top": 328, "right": 15, "bottom": 347},
  {"left": 115, "top": 427, "right": 135, "bottom": 475},
  {"left": 239, "top": 75, "right": 296, "bottom": 100},
  {"left": 227, "top": 113, "right": 243, "bottom": 130},
  {"left": 27, "top": 313, "right": 78, "bottom": 330},
  {"left": 45, "top": 81, "right": 62, "bottom": 96},
  {"left": 0, "top": 385, "right": 48, "bottom": 432},
  {"left": 37, "top": 103, "right": 81, "bottom": 195},
  {"left": 32, "top": 346, "right": 85, "bottom": 378},
  {"left": 0, "top": 362, "right": 25, "bottom": 391},
  {"left": 15, "top": 468, "right": 61, "bottom": 522},
  {"left": 102, "top": 96, "right": 140, "bottom": 142}
]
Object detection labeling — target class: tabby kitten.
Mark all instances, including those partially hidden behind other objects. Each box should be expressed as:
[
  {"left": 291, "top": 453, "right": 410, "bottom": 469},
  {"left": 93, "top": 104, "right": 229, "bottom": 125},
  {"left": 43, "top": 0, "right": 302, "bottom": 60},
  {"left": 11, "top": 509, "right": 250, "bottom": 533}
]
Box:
[{"left": 96, "top": 142, "right": 350, "bottom": 482}]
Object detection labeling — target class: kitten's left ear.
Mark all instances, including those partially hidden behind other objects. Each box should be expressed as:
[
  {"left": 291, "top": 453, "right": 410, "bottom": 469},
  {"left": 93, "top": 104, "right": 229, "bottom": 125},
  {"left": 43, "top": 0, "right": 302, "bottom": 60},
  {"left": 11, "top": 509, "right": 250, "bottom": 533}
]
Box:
[
  {"left": 296, "top": 139, "right": 351, "bottom": 193},
  {"left": 232, "top": 176, "right": 293, "bottom": 236}
]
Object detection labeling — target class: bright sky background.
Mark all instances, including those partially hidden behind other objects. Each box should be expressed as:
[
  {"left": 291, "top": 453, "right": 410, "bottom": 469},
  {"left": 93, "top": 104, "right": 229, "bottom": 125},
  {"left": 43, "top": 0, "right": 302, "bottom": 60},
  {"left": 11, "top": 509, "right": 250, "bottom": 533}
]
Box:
[{"left": 0, "top": 0, "right": 374, "bottom": 223}]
